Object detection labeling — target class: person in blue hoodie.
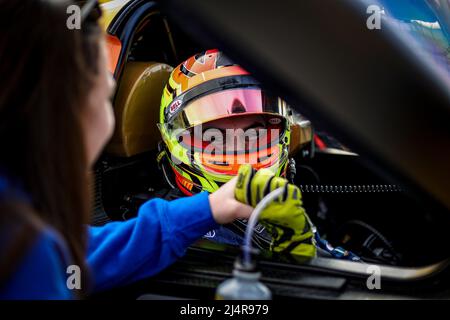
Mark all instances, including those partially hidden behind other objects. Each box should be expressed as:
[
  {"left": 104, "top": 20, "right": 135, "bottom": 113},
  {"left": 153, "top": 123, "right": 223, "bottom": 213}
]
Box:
[{"left": 0, "top": 0, "right": 254, "bottom": 299}]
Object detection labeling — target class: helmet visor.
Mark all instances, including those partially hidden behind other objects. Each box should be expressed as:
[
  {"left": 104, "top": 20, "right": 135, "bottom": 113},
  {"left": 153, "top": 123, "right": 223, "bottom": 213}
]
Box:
[
  {"left": 159, "top": 87, "right": 289, "bottom": 176},
  {"left": 168, "top": 88, "right": 287, "bottom": 131}
]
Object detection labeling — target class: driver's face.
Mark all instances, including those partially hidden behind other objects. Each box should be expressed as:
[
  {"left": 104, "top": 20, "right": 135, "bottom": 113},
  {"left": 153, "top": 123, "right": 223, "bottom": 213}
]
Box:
[{"left": 202, "top": 115, "right": 272, "bottom": 152}]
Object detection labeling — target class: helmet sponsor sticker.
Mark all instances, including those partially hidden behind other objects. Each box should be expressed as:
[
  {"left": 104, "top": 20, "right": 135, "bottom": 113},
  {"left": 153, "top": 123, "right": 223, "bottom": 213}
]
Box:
[
  {"left": 269, "top": 117, "right": 282, "bottom": 125},
  {"left": 169, "top": 99, "right": 182, "bottom": 114}
]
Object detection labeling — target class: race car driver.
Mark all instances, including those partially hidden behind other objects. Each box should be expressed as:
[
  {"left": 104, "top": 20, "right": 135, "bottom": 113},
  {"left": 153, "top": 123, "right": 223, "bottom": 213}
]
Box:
[
  {"left": 155, "top": 0, "right": 450, "bottom": 259},
  {"left": 156, "top": 50, "right": 355, "bottom": 260}
]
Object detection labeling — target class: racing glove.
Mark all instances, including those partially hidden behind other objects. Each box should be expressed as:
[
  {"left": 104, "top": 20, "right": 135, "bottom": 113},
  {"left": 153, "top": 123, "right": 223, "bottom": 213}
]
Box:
[{"left": 234, "top": 164, "right": 316, "bottom": 258}]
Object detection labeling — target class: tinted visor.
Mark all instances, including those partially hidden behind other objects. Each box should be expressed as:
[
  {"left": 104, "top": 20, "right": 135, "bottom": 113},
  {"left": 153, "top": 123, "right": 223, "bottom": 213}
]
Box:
[{"left": 168, "top": 88, "right": 286, "bottom": 131}]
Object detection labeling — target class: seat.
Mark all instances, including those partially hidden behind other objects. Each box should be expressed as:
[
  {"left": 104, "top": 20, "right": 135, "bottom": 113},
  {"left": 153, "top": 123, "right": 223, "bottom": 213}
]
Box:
[{"left": 107, "top": 61, "right": 173, "bottom": 157}]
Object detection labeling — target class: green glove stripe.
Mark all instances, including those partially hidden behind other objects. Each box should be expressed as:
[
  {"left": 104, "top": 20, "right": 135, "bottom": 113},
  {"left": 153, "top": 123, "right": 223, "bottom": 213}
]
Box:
[
  {"left": 270, "top": 224, "right": 295, "bottom": 247},
  {"left": 292, "top": 186, "right": 300, "bottom": 200},
  {"left": 282, "top": 183, "right": 289, "bottom": 202},
  {"left": 255, "top": 184, "right": 262, "bottom": 204},
  {"left": 262, "top": 175, "right": 275, "bottom": 198},
  {"left": 252, "top": 169, "right": 274, "bottom": 206},
  {"left": 247, "top": 166, "right": 256, "bottom": 205},
  {"left": 302, "top": 216, "right": 311, "bottom": 234},
  {"left": 270, "top": 177, "right": 287, "bottom": 202}
]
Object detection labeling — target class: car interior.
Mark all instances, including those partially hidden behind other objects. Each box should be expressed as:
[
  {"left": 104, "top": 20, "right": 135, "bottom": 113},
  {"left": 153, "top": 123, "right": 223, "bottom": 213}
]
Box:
[{"left": 91, "top": 1, "right": 450, "bottom": 299}]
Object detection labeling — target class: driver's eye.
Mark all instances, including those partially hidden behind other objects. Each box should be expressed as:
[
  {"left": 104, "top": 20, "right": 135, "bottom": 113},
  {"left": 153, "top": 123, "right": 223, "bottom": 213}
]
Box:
[
  {"left": 202, "top": 127, "right": 226, "bottom": 138},
  {"left": 245, "top": 122, "right": 266, "bottom": 131}
]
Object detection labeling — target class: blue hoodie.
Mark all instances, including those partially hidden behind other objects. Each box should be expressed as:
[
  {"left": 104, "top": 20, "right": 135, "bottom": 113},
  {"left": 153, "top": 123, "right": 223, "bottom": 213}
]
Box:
[{"left": 0, "top": 176, "right": 218, "bottom": 299}]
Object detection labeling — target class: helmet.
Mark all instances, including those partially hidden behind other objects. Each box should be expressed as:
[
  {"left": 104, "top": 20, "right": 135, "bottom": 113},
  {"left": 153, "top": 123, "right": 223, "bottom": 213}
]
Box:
[{"left": 158, "top": 49, "right": 291, "bottom": 195}]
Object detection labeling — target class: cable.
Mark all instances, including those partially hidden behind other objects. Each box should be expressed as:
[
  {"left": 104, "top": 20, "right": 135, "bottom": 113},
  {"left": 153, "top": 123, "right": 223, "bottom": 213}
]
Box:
[
  {"left": 297, "top": 163, "right": 401, "bottom": 194},
  {"left": 287, "top": 158, "right": 297, "bottom": 183},
  {"left": 298, "top": 184, "right": 402, "bottom": 193}
]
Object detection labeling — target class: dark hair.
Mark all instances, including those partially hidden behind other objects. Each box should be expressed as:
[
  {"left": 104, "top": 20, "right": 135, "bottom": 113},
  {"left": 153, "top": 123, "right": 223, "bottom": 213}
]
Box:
[{"left": 0, "top": 0, "right": 102, "bottom": 292}]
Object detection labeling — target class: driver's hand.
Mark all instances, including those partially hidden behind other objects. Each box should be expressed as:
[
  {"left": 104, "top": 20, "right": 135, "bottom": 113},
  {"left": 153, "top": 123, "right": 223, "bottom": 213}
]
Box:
[
  {"left": 209, "top": 176, "right": 254, "bottom": 224},
  {"left": 234, "top": 164, "right": 316, "bottom": 258}
]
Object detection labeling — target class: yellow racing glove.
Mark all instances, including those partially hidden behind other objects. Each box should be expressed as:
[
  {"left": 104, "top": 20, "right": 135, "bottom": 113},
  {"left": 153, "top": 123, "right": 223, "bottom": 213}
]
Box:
[{"left": 235, "top": 164, "right": 316, "bottom": 258}]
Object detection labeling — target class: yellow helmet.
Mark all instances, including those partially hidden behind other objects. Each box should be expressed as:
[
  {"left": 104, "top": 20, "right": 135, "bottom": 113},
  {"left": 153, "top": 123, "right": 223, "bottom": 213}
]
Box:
[{"left": 158, "top": 50, "right": 291, "bottom": 195}]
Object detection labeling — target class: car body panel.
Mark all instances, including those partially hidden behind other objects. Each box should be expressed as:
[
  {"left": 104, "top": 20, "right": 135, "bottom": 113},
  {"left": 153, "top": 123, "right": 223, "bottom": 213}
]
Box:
[
  {"left": 100, "top": 0, "right": 131, "bottom": 30},
  {"left": 100, "top": 0, "right": 132, "bottom": 73}
]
